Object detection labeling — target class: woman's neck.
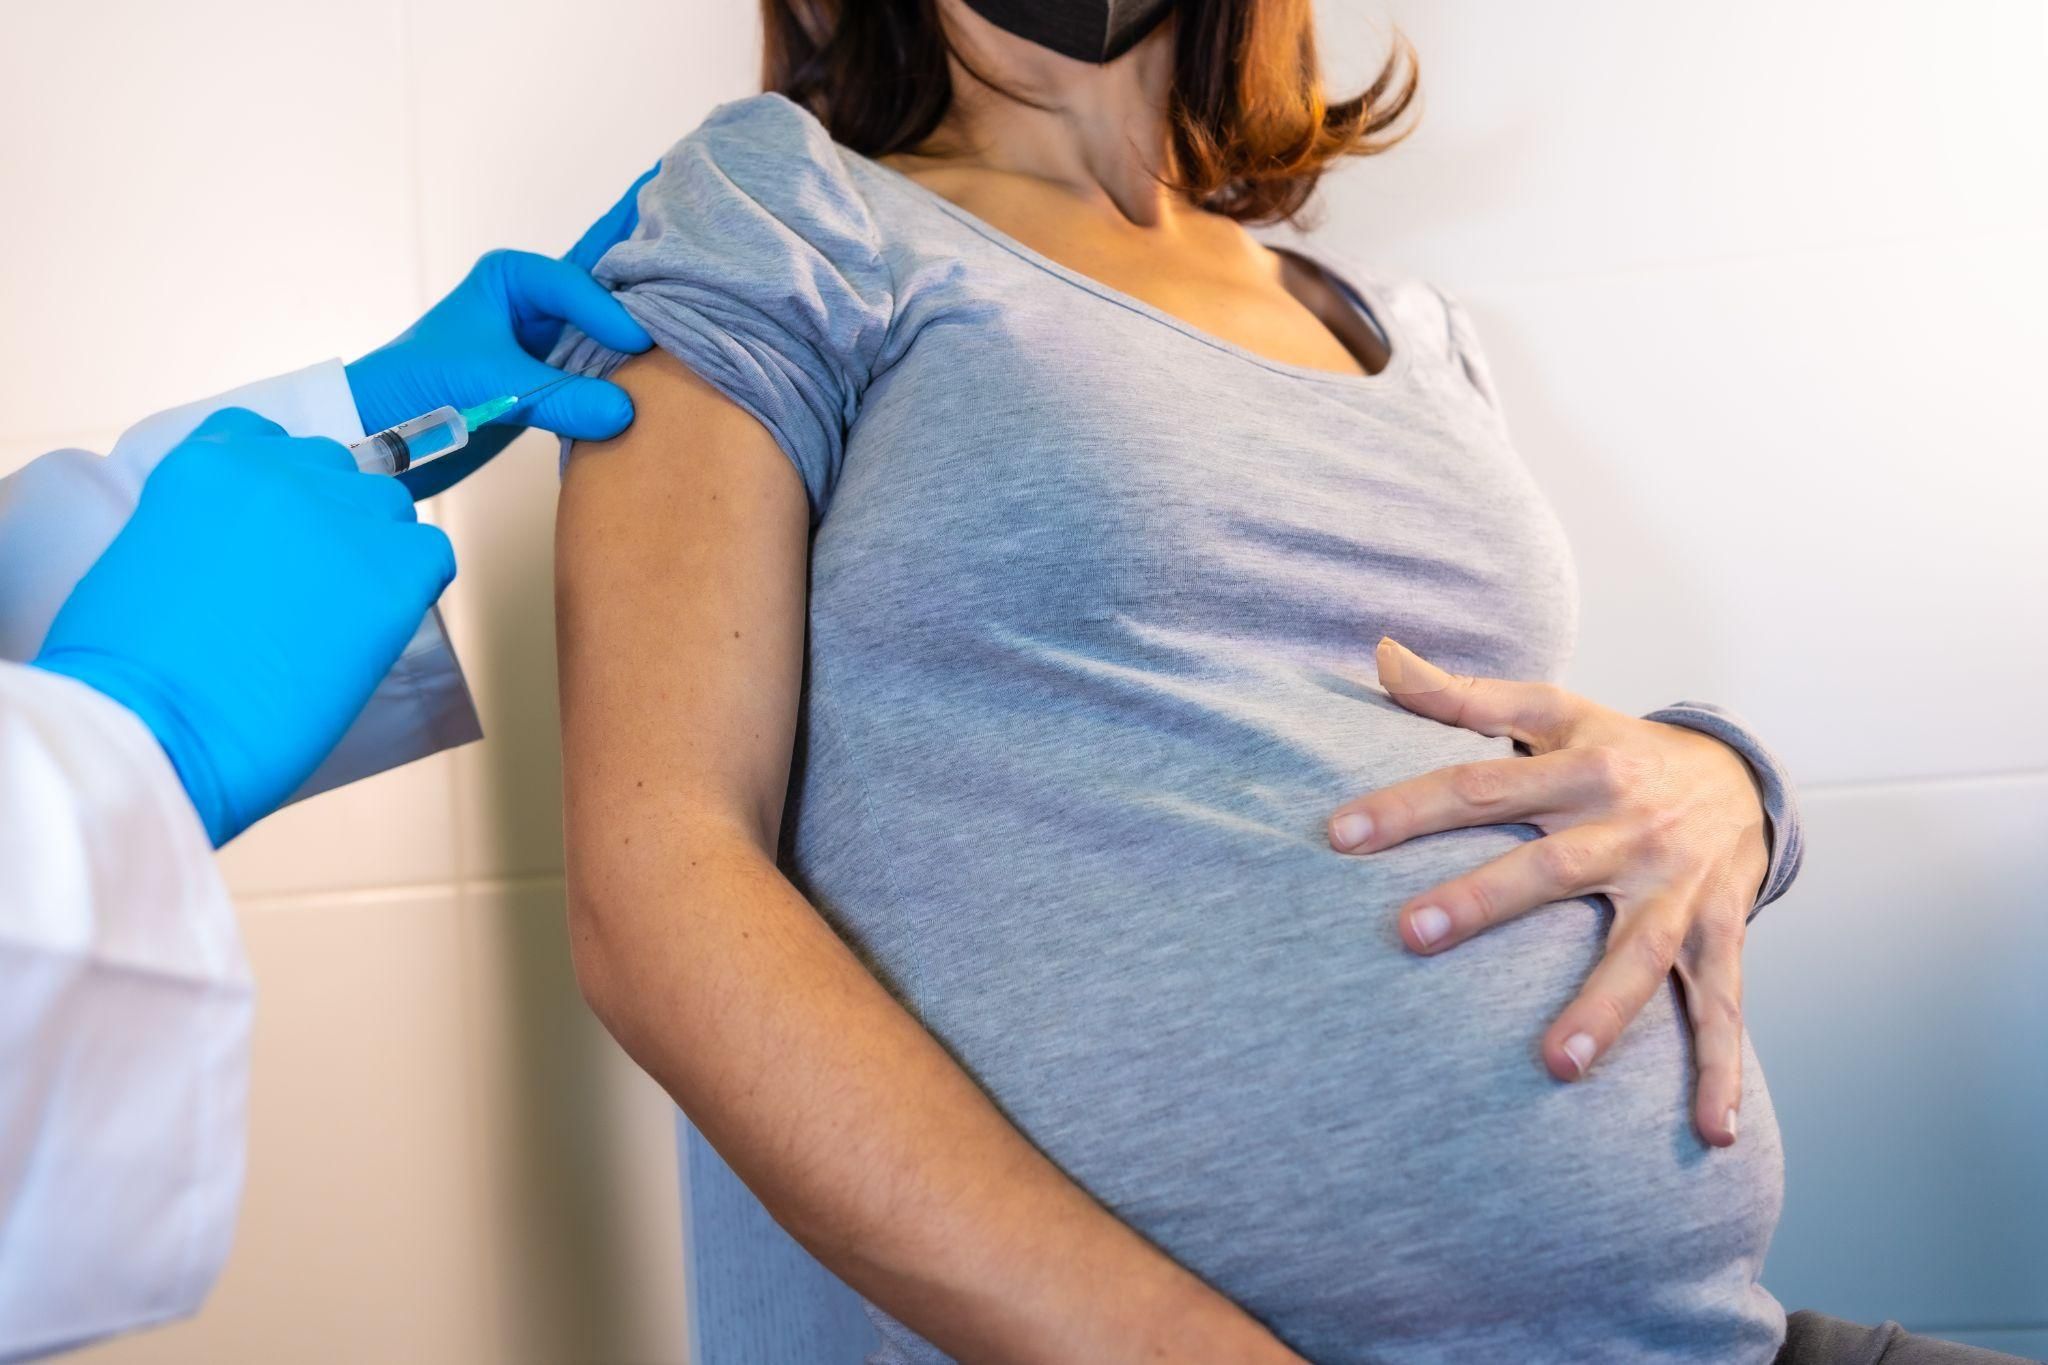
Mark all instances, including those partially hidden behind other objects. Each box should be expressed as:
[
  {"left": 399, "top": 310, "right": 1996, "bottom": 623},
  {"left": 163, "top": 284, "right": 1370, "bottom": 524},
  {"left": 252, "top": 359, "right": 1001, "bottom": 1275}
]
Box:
[{"left": 919, "top": 5, "right": 1188, "bottom": 231}]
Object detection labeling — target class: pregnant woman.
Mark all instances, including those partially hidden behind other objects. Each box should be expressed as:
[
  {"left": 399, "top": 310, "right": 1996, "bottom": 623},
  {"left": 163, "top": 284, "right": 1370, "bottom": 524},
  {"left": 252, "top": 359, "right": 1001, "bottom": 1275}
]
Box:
[{"left": 550, "top": 3, "right": 2016, "bottom": 1362}]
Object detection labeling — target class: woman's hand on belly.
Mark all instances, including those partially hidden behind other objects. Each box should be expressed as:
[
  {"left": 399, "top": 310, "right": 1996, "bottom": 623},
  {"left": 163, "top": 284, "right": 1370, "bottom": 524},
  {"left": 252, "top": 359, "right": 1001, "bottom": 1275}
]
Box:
[{"left": 1323, "top": 637, "right": 1770, "bottom": 1150}]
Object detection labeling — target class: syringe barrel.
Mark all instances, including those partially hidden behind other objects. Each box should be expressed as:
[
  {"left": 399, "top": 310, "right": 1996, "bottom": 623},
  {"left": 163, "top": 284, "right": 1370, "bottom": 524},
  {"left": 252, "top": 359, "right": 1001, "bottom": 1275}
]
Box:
[{"left": 348, "top": 405, "right": 469, "bottom": 475}]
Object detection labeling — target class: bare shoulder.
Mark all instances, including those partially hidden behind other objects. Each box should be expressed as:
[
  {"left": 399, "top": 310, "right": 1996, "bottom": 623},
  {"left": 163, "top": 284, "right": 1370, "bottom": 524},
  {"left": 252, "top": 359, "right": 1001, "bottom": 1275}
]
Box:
[
  {"left": 554, "top": 345, "right": 812, "bottom": 851},
  {"left": 564, "top": 347, "right": 792, "bottom": 488},
  {"left": 558, "top": 348, "right": 812, "bottom": 571}
]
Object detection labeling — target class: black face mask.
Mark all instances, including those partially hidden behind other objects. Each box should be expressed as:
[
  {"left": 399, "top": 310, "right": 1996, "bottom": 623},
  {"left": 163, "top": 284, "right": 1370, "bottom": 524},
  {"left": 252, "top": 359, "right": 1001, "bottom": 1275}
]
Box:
[{"left": 958, "top": 0, "right": 1176, "bottom": 64}]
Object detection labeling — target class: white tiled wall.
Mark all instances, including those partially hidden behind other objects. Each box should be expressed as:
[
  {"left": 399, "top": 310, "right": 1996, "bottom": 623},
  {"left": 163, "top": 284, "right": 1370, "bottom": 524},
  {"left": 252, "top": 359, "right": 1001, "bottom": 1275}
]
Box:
[
  {"left": 1744, "top": 778, "right": 2048, "bottom": 1344},
  {"left": 2, "top": 1, "right": 757, "bottom": 1359},
  {"left": 4, "top": 0, "right": 2043, "bottom": 1359},
  {"left": 1340, "top": 0, "right": 2048, "bottom": 1350}
]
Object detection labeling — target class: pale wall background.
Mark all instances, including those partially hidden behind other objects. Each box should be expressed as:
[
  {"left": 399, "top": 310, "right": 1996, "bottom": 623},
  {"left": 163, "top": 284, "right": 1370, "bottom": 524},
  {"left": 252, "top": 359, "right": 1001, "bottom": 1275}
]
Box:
[{"left": 2, "top": 0, "right": 2043, "bottom": 1360}]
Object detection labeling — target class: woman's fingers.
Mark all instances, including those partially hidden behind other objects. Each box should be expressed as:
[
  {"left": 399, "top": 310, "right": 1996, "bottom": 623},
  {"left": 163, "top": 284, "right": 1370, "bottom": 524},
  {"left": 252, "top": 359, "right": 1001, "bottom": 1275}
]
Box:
[
  {"left": 1395, "top": 824, "right": 1623, "bottom": 952},
  {"left": 1674, "top": 912, "right": 1748, "bottom": 1147},
  {"left": 1374, "top": 636, "right": 1582, "bottom": 751},
  {"left": 1348, "top": 650, "right": 1765, "bottom": 1143},
  {"left": 1328, "top": 745, "right": 1628, "bottom": 854},
  {"left": 1542, "top": 898, "right": 1691, "bottom": 1084}
]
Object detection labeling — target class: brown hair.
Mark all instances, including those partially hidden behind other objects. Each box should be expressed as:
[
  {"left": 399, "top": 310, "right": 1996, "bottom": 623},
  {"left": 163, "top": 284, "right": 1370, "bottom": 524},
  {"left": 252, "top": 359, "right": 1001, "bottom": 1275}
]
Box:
[{"left": 761, "top": 0, "right": 1418, "bottom": 224}]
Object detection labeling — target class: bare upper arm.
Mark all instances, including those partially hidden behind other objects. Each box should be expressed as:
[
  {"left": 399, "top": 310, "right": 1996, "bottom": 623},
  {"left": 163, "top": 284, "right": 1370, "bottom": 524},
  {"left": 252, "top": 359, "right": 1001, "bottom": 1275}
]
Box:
[{"left": 554, "top": 347, "right": 813, "bottom": 897}]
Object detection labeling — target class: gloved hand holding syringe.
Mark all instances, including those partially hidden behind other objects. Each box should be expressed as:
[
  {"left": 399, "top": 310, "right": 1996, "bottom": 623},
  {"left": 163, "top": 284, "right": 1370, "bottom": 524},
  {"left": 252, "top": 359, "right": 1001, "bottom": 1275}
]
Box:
[
  {"left": 28, "top": 167, "right": 660, "bottom": 857},
  {"left": 348, "top": 375, "right": 572, "bottom": 475}
]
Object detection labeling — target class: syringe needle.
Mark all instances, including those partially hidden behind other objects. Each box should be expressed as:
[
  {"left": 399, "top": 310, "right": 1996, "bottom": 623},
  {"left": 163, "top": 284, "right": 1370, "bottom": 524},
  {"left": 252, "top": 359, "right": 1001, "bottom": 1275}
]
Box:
[{"left": 454, "top": 374, "right": 575, "bottom": 435}]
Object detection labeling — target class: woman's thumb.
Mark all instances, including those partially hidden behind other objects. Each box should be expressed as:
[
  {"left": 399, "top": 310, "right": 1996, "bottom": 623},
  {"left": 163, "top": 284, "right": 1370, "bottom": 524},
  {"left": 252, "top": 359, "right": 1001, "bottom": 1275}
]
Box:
[
  {"left": 1376, "top": 637, "right": 1455, "bottom": 695},
  {"left": 1375, "top": 636, "right": 1476, "bottom": 729},
  {"left": 1377, "top": 636, "right": 1573, "bottom": 749}
]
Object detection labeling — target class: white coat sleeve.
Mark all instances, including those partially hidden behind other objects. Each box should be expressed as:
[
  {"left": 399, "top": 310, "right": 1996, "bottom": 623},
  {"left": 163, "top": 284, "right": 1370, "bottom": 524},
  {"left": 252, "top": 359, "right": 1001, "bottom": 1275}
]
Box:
[
  {"left": 0, "top": 360, "right": 482, "bottom": 802},
  {"left": 0, "top": 662, "right": 251, "bottom": 1362}
]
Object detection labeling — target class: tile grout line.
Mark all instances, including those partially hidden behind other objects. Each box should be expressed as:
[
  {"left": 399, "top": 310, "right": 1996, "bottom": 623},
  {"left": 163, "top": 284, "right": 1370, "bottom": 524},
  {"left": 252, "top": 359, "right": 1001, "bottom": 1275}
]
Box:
[
  {"left": 234, "top": 870, "right": 567, "bottom": 914},
  {"left": 1803, "top": 765, "right": 2048, "bottom": 797},
  {"left": 231, "top": 762, "right": 2048, "bottom": 910},
  {"left": 230, "top": 753, "right": 2048, "bottom": 911}
]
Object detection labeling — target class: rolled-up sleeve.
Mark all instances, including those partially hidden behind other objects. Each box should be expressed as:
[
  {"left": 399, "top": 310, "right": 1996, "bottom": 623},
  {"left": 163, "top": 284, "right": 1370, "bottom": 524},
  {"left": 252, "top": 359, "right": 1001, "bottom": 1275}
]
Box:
[
  {"left": 551, "top": 94, "right": 896, "bottom": 526},
  {"left": 1643, "top": 700, "right": 1806, "bottom": 916}
]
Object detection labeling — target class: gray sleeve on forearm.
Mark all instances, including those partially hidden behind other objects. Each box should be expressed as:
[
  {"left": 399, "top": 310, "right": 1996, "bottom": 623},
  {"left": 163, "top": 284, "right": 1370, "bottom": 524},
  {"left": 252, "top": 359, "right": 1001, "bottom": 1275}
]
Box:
[{"left": 1641, "top": 700, "right": 1805, "bottom": 917}]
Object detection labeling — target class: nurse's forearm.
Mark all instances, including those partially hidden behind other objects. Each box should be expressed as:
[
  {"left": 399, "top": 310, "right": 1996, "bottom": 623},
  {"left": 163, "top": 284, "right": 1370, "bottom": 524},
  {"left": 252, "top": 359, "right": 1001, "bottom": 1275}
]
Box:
[{"left": 568, "top": 831, "right": 1303, "bottom": 1365}]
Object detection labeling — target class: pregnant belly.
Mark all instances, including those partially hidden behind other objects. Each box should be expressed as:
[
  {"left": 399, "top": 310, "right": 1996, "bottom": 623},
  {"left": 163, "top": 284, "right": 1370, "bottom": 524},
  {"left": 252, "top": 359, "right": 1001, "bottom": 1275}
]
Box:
[
  {"left": 855, "top": 814, "right": 1786, "bottom": 1364},
  {"left": 791, "top": 669, "right": 1786, "bottom": 1362}
]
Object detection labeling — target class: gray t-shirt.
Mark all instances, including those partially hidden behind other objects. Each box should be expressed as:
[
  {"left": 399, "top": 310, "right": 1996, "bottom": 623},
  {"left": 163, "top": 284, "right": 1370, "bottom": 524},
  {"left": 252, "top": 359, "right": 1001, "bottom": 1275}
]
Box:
[{"left": 559, "top": 93, "right": 1804, "bottom": 1365}]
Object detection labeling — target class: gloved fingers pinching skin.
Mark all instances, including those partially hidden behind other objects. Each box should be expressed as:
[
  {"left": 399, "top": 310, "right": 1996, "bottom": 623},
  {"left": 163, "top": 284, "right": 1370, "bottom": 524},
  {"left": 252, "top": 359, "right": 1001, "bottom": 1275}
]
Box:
[
  {"left": 474, "top": 345, "right": 637, "bottom": 443},
  {"left": 520, "top": 375, "right": 637, "bottom": 444},
  {"left": 345, "top": 161, "right": 660, "bottom": 497},
  {"left": 495, "top": 250, "right": 652, "bottom": 358},
  {"left": 31, "top": 408, "right": 456, "bottom": 846},
  {"left": 393, "top": 366, "right": 634, "bottom": 502}
]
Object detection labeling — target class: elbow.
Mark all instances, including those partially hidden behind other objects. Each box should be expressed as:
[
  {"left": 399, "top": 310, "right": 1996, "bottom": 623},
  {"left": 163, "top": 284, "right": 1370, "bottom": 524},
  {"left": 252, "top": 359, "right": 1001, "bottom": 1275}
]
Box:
[
  {"left": 564, "top": 880, "right": 634, "bottom": 1034},
  {"left": 559, "top": 817, "right": 767, "bottom": 1041}
]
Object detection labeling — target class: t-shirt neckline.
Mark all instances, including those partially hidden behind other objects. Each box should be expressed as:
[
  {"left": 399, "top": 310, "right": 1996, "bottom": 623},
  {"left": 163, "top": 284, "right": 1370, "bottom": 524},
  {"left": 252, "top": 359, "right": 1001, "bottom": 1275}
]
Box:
[{"left": 851, "top": 150, "right": 1411, "bottom": 390}]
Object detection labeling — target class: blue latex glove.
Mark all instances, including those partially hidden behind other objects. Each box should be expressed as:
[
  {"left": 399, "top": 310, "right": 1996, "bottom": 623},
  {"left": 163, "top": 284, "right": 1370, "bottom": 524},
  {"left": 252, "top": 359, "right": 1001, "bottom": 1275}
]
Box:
[
  {"left": 32, "top": 408, "right": 457, "bottom": 847},
  {"left": 346, "top": 163, "right": 660, "bottom": 500}
]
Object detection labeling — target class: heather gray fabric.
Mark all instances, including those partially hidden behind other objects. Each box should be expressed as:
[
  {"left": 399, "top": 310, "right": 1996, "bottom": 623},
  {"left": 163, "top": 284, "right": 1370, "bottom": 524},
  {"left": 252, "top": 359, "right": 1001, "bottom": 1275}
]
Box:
[
  {"left": 557, "top": 93, "right": 1808, "bottom": 1365},
  {"left": 1776, "top": 1313, "right": 2041, "bottom": 1365}
]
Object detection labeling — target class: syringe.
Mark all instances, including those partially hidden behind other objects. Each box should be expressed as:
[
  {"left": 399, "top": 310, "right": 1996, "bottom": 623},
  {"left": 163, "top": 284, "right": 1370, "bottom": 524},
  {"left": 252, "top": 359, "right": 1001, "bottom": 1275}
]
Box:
[{"left": 348, "top": 376, "right": 569, "bottom": 476}]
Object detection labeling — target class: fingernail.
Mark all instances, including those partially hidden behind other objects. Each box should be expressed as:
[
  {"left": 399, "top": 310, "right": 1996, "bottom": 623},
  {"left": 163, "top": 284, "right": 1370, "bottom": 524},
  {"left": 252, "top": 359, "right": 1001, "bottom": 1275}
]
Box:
[
  {"left": 1331, "top": 812, "right": 1373, "bottom": 849},
  {"left": 1377, "top": 637, "right": 1453, "bottom": 694},
  {"left": 1410, "top": 905, "right": 1451, "bottom": 948},
  {"left": 1561, "top": 1032, "right": 1597, "bottom": 1077},
  {"left": 1724, "top": 1107, "right": 1740, "bottom": 1141}
]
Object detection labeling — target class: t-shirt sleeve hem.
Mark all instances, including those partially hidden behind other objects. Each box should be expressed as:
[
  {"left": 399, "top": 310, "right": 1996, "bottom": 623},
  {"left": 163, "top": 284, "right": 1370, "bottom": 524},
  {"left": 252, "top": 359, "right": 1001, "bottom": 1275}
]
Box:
[{"left": 1642, "top": 700, "right": 1807, "bottom": 917}]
